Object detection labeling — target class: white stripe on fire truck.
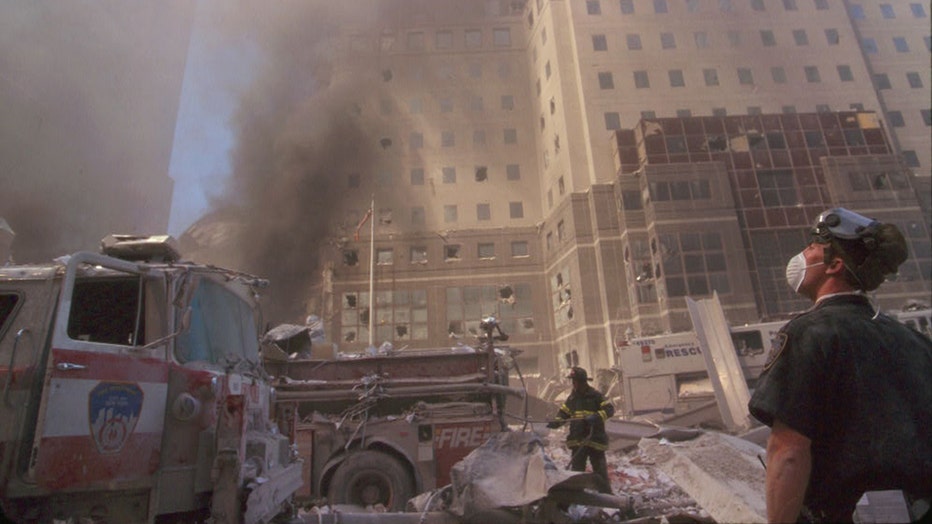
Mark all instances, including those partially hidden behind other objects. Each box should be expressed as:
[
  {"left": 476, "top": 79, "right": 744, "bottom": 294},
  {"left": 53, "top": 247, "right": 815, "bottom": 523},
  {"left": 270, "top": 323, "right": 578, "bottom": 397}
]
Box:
[{"left": 41, "top": 378, "right": 167, "bottom": 438}]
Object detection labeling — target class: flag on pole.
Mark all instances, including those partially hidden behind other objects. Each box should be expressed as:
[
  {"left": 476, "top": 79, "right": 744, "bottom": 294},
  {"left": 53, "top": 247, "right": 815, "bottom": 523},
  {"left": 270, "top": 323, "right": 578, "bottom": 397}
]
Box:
[{"left": 354, "top": 208, "right": 372, "bottom": 241}]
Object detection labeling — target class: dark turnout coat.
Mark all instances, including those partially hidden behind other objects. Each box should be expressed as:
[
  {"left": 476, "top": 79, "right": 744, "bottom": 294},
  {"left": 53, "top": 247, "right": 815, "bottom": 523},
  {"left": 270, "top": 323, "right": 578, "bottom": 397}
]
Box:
[{"left": 554, "top": 385, "right": 614, "bottom": 450}]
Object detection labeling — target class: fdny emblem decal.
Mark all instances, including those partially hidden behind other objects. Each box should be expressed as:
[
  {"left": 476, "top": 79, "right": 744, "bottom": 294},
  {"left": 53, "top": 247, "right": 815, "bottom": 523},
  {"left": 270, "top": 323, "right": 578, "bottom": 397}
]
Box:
[
  {"left": 763, "top": 333, "right": 789, "bottom": 371},
  {"left": 88, "top": 382, "right": 143, "bottom": 454}
]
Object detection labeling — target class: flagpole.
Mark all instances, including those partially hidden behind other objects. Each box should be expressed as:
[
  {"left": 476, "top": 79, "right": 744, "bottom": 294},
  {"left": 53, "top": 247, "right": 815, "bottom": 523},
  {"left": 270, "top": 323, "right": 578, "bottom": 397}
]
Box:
[{"left": 368, "top": 195, "right": 375, "bottom": 350}]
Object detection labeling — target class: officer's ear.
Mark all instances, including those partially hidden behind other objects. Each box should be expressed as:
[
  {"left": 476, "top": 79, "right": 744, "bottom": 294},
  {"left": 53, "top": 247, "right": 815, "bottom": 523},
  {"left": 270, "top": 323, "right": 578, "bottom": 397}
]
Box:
[{"left": 824, "top": 253, "right": 845, "bottom": 275}]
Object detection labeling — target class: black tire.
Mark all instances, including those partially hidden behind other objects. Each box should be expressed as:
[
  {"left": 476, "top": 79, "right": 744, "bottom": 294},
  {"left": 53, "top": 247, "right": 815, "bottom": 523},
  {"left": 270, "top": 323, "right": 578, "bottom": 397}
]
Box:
[{"left": 327, "top": 450, "right": 414, "bottom": 511}]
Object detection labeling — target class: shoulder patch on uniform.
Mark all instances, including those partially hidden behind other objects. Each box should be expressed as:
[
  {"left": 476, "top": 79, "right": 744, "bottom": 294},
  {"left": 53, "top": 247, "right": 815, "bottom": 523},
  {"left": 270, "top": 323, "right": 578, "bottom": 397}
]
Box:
[{"left": 763, "top": 332, "right": 788, "bottom": 371}]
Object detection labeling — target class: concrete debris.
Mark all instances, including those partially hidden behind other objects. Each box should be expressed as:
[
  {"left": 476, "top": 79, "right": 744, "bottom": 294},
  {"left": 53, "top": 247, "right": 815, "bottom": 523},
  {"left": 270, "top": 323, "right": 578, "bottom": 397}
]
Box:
[{"left": 637, "top": 432, "right": 767, "bottom": 524}]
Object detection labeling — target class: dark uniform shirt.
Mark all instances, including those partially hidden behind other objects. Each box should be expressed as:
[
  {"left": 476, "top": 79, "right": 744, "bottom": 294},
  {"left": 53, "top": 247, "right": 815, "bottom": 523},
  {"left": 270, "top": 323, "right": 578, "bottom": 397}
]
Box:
[
  {"left": 555, "top": 385, "right": 615, "bottom": 450},
  {"left": 748, "top": 294, "right": 932, "bottom": 521}
]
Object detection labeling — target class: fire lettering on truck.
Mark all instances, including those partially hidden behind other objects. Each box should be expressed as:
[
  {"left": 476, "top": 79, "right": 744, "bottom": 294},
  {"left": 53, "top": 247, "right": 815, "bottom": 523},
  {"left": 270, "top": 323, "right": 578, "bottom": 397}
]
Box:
[
  {"left": 88, "top": 382, "right": 143, "bottom": 454},
  {"left": 434, "top": 424, "right": 490, "bottom": 449}
]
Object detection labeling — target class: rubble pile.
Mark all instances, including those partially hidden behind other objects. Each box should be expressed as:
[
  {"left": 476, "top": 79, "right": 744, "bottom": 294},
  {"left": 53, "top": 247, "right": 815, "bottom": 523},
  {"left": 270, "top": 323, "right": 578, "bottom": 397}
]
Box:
[{"left": 544, "top": 429, "right": 710, "bottom": 522}]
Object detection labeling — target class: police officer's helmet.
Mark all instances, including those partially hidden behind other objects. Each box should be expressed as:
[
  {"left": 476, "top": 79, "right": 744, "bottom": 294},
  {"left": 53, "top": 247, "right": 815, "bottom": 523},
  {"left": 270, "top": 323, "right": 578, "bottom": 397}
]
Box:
[
  {"left": 810, "top": 208, "right": 908, "bottom": 291},
  {"left": 566, "top": 366, "right": 592, "bottom": 383}
]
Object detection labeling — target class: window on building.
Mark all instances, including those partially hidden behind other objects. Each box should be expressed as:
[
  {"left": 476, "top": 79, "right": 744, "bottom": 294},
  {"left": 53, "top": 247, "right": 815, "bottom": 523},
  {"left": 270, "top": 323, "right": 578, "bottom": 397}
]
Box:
[
  {"left": 837, "top": 65, "right": 854, "bottom": 81},
  {"left": 558, "top": 176, "right": 566, "bottom": 195},
  {"left": 825, "top": 28, "right": 840, "bottom": 45},
  {"left": 494, "top": 28, "right": 511, "bottom": 47},
  {"left": 465, "top": 29, "right": 482, "bottom": 48},
  {"left": 748, "top": 106, "right": 762, "bottom": 115},
  {"left": 411, "top": 206, "right": 425, "bottom": 226},
  {"left": 816, "top": 104, "right": 831, "bottom": 113},
  {"left": 875, "top": 73, "right": 892, "bottom": 89},
  {"left": 503, "top": 164, "right": 519, "bottom": 181},
  {"left": 669, "top": 70, "right": 685, "bottom": 87},
  {"left": 620, "top": 0, "right": 635, "bottom": 13},
  {"left": 436, "top": 30, "right": 453, "bottom": 49},
  {"left": 557, "top": 220, "right": 566, "bottom": 241},
  {"left": 627, "top": 34, "right": 642, "bottom": 50},
  {"left": 719, "top": 0, "right": 732, "bottom": 12},
  {"left": 862, "top": 38, "right": 878, "bottom": 53},
  {"left": 761, "top": 30, "right": 776, "bottom": 46},
  {"left": 410, "top": 168, "right": 424, "bottom": 185},
  {"left": 654, "top": 0, "right": 668, "bottom": 13},
  {"left": 677, "top": 109, "right": 693, "bottom": 118},
  {"left": 407, "top": 31, "right": 425, "bottom": 50},
  {"left": 751, "top": 0, "right": 765, "bottom": 11},
  {"left": 703, "top": 68, "right": 720, "bottom": 86},
  {"left": 469, "top": 95, "right": 483, "bottom": 112},
  {"left": 793, "top": 29, "right": 809, "bottom": 45},
  {"left": 805, "top": 66, "right": 821, "bottom": 83},
  {"left": 921, "top": 109, "right": 932, "bottom": 126},
  {"left": 757, "top": 170, "right": 798, "bottom": 206},
  {"left": 783, "top": 0, "right": 798, "bottom": 10},
  {"left": 728, "top": 31, "right": 741, "bottom": 47},
  {"left": 410, "top": 132, "right": 423, "bottom": 150},
  {"left": 911, "top": 3, "right": 927, "bottom": 17},
  {"left": 468, "top": 63, "right": 482, "bottom": 78},
  {"left": 376, "top": 172, "right": 392, "bottom": 187},
  {"left": 902, "top": 151, "right": 920, "bottom": 167},
  {"left": 713, "top": 107, "right": 728, "bottom": 117},
  {"left": 814, "top": 0, "right": 829, "bottom": 9},
  {"left": 410, "top": 246, "right": 428, "bottom": 264},
  {"left": 444, "top": 244, "right": 461, "bottom": 261},
  {"left": 587, "top": 1, "right": 601, "bottom": 14},
  {"left": 661, "top": 32, "right": 676, "bottom": 49},
  {"left": 850, "top": 4, "right": 865, "bottom": 19},
  {"left": 593, "top": 34, "right": 607, "bottom": 51},
  {"left": 687, "top": 0, "right": 701, "bottom": 12},
  {"left": 887, "top": 111, "right": 905, "bottom": 127},
  {"left": 511, "top": 241, "right": 529, "bottom": 257},
  {"left": 893, "top": 37, "right": 909, "bottom": 52},
  {"left": 501, "top": 95, "right": 514, "bottom": 111},
  {"left": 634, "top": 70, "right": 650, "bottom": 88},
  {"left": 477, "top": 203, "right": 491, "bottom": 221},
  {"left": 605, "top": 112, "right": 621, "bottom": 130},
  {"left": 442, "top": 167, "right": 456, "bottom": 184},
  {"left": 694, "top": 31, "right": 709, "bottom": 48},
  {"left": 377, "top": 248, "right": 394, "bottom": 265},
  {"left": 444, "top": 205, "right": 457, "bottom": 223},
  {"left": 473, "top": 130, "right": 487, "bottom": 146},
  {"left": 782, "top": 105, "right": 797, "bottom": 114},
  {"left": 738, "top": 67, "right": 754, "bottom": 85},
  {"left": 409, "top": 98, "right": 422, "bottom": 114},
  {"left": 598, "top": 71, "right": 615, "bottom": 89},
  {"left": 907, "top": 72, "right": 923, "bottom": 88},
  {"left": 441, "top": 131, "right": 455, "bottom": 147},
  {"left": 504, "top": 128, "right": 518, "bottom": 144},
  {"left": 641, "top": 110, "right": 657, "bottom": 119},
  {"left": 478, "top": 242, "right": 496, "bottom": 259},
  {"left": 880, "top": 3, "right": 895, "bottom": 18},
  {"left": 509, "top": 202, "right": 524, "bottom": 219}
]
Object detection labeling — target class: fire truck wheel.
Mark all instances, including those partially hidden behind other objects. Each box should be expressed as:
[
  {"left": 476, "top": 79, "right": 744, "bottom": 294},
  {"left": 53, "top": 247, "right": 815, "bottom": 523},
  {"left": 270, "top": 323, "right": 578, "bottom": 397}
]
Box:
[{"left": 327, "top": 450, "right": 415, "bottom": 511}]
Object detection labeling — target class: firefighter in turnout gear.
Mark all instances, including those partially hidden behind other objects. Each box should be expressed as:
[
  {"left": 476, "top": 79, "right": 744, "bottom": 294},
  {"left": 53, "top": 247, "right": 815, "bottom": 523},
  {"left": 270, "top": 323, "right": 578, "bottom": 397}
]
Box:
[{"left": 548, "top": 366, "right": 615, "bottom": 492}]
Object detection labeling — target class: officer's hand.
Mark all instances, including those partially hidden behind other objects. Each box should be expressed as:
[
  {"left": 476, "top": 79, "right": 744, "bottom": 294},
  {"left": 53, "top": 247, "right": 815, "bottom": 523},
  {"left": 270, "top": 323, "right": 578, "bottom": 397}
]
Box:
[
  {"left": 585, "top": 414, "right": 599, "bottom": 425},
  {"left": 546, "top": 421, "right": 561, "bottom": 429}
]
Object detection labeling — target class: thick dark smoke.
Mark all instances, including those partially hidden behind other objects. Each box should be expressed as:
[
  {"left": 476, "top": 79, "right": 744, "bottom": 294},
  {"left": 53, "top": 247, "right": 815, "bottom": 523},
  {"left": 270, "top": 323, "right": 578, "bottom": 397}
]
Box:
[
  {"left": 183, "top": 2, "right": 393, "bottom": 323},
  {"left": 0, "top": 1, "right": 195, "bottom": 263}
]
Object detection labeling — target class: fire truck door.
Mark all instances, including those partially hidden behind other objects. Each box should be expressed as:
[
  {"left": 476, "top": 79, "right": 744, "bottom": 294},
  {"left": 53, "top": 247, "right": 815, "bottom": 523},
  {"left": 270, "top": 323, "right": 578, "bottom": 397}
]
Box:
[
  {"left": 0, "top": 278, "right": 57, "bottom": 491},
  {"left": 28, "top": 253, "right": 171, "bottom": 491}
]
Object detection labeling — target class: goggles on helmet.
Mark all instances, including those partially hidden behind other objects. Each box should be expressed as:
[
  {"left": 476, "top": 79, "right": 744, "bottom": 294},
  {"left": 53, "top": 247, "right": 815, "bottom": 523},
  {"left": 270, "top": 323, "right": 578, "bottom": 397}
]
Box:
[{"left": 810, "top": 208, "right": 879, "bottom": 244}]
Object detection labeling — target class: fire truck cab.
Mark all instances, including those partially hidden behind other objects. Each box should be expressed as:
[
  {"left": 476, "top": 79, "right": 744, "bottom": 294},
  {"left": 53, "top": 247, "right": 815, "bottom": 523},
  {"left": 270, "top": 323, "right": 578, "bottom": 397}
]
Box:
[{"left": 0, "top": 235, "right": 301, "bottom": 523}]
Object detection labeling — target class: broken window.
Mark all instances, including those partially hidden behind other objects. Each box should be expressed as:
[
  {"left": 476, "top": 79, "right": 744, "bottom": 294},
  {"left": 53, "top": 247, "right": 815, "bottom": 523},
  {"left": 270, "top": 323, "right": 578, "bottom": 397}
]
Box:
[
  {"left": 445, "top": 244, "right": 461, "bottom": 261},
  {"left": 498, "top": 285, "right": 514, "bottom": 303},
  {"left": 378, "top": 209, "right": 393, "bottom": 225},
  {"left": 343, "top": 250, "right": 359, "bottom": 266},
  {"left": 379, "top": 138, "right": 392, "bottom": 149},
  {"left": 475, "top": 166, "right": 488, "bottom": 182},
  {"left": 706, "top": 135, "right": 728, "bottom": 152}
]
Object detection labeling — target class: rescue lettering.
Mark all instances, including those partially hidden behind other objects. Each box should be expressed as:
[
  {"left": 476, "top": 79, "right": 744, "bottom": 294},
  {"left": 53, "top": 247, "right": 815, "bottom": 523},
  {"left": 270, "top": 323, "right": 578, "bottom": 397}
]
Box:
[
  {"left": 434, "top": 425, "right": 490, "bottom": 449},
  {"left": 664, "top": 346, "right": 702, "bottom": 358}
]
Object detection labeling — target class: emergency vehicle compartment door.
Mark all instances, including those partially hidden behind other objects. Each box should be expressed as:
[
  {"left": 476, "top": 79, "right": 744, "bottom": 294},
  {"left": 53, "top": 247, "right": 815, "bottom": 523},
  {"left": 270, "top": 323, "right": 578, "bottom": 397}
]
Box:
[
  {"left": 0, "top": 276, "right": 58, "bottom": 491},
  {"left": 29, "top": 252, "right": 170, "bottom": 491},
  {"left": 628, "top": 376, "right": 675, "bottom": 415}
]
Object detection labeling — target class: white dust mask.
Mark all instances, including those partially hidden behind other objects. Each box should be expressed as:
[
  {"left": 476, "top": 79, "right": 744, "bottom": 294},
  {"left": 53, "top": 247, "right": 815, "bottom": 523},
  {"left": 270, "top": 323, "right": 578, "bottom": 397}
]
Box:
[{"left": 785, "top": 251, "right": 823, "bottom": 293}]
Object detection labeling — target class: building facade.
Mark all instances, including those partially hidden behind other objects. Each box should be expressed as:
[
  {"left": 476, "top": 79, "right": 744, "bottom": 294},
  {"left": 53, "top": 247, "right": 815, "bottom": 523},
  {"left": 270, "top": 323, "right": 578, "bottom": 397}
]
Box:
[{"left": 313, "top": 0, "right": 930, "bottom": 383}]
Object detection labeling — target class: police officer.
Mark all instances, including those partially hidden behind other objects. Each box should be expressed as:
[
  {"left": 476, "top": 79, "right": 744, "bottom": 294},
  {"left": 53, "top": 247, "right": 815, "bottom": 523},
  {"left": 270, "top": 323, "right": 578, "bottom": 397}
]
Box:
[
  {"left": 748, "top": 208, "right": 931, "bottom": 523},
  {"left": 548, "top": 366, "right": 615, "bottom": 492}
]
